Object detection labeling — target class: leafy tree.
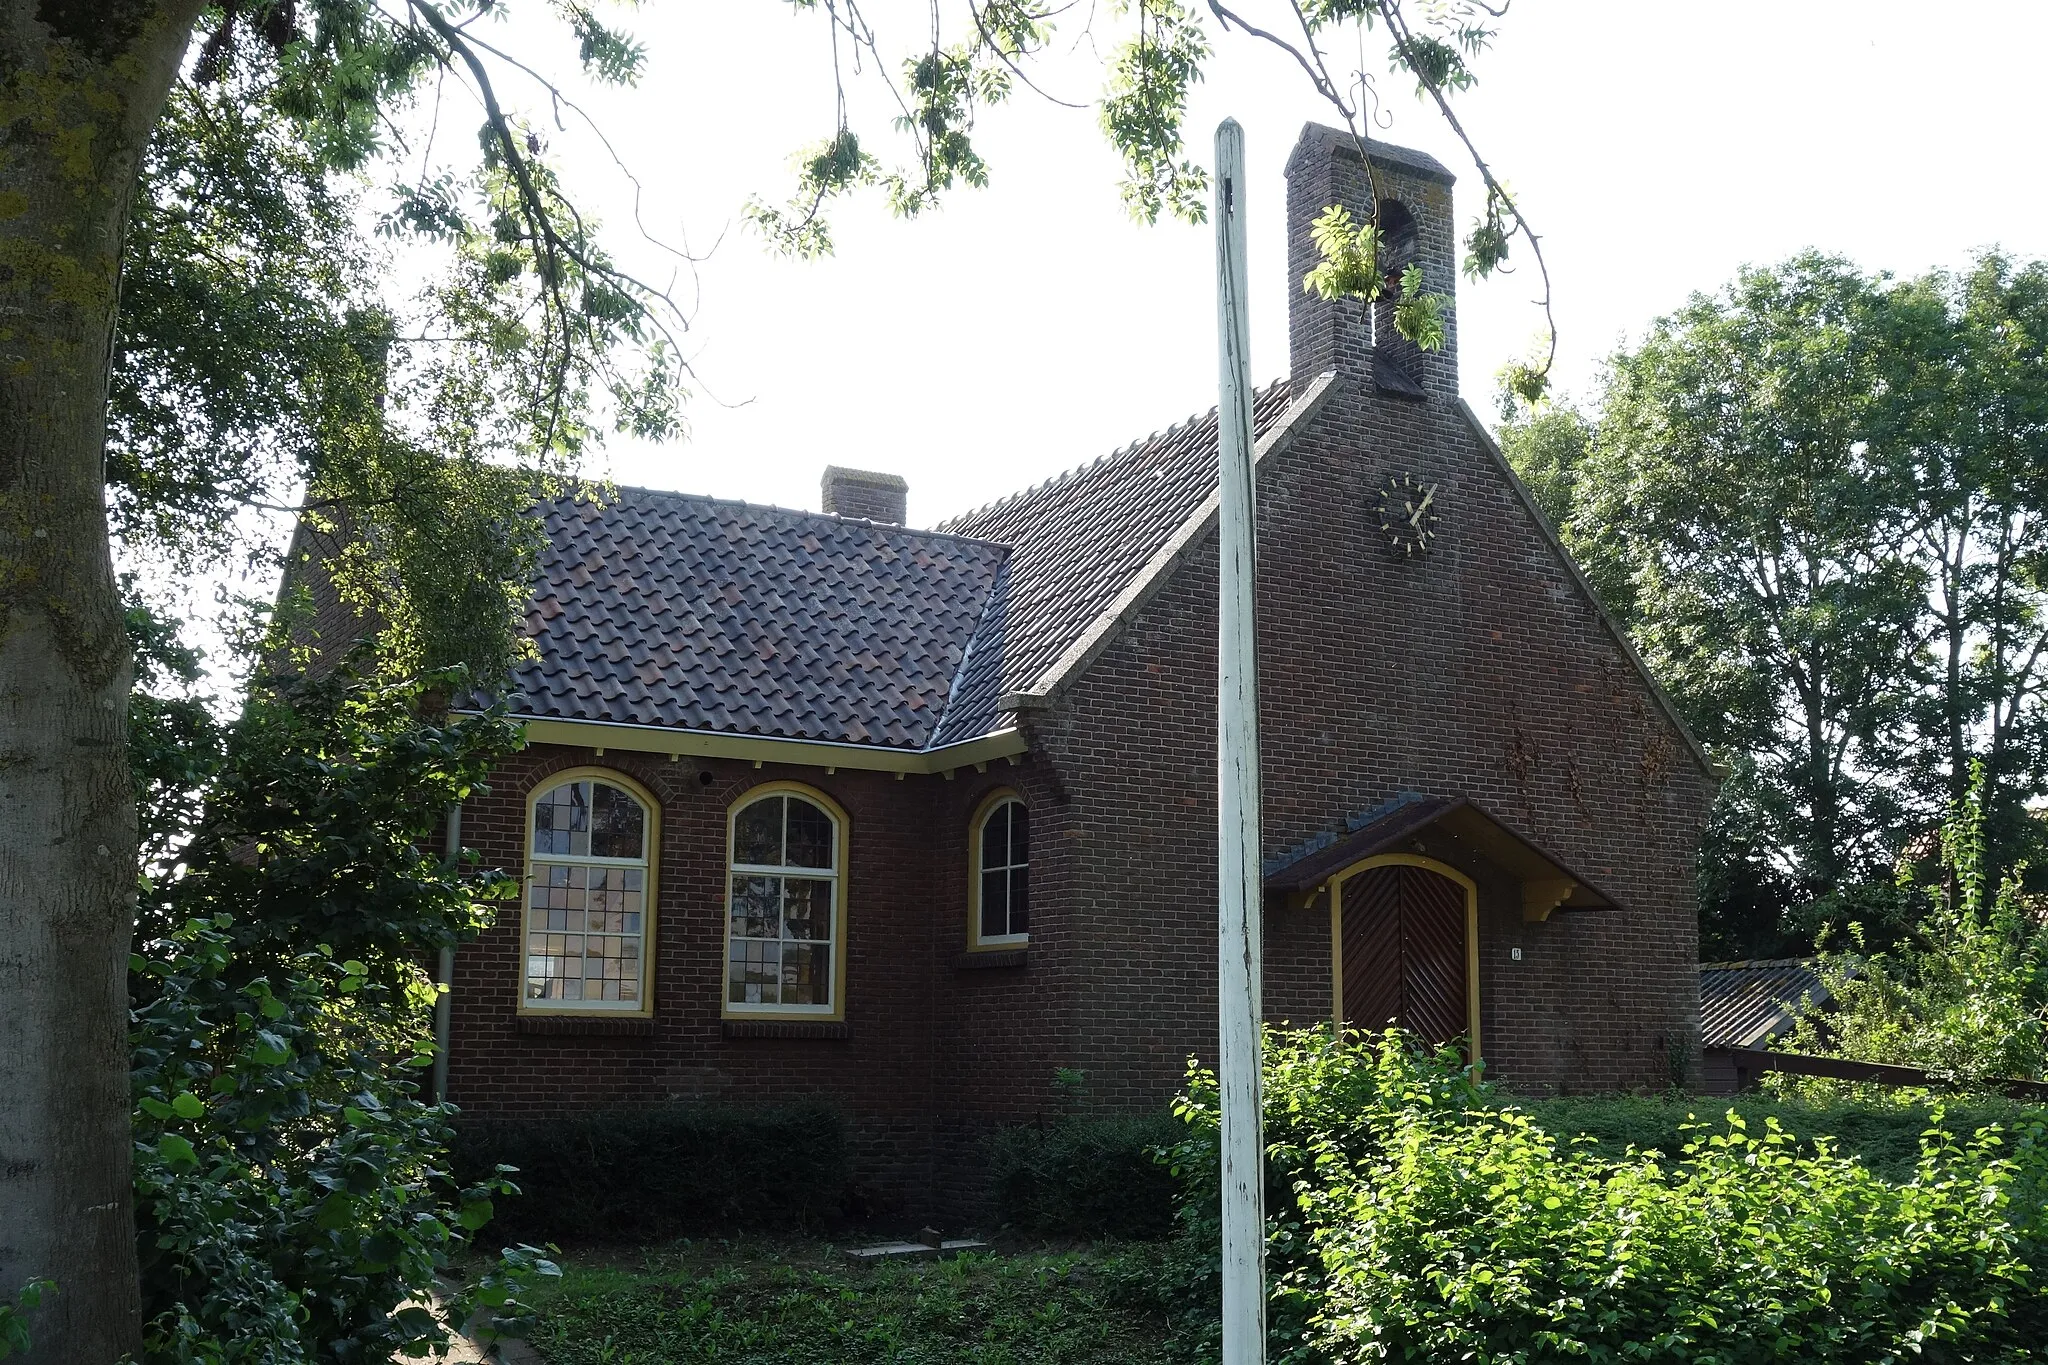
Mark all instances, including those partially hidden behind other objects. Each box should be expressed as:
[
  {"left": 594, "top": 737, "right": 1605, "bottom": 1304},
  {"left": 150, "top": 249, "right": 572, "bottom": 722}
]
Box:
[
  {"left": 1570, "top": 255, "right": 1925, "bottom": 931},
  {"left": 1504, "top": 251, "right": 2048, "bottom": 958},
  {"left": 1792, "top": 766, "right": 2048, "bottom": 1085},
  {"left": 1494, "top": 401, "right": 1591, "bottom": 539},
  {"left": 2, "top": 3, "right": 1545, "bottom": 1356},
  {"left": 1883, "top": 256, "right": 2048, "bottom": 897},
  {"left": 127, "top": 659, "right": 551, "bottom": 1361}
]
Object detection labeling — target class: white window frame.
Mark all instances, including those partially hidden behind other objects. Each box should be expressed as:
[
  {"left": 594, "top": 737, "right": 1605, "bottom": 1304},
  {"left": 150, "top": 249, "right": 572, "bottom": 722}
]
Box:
[
  {"left": 968, "top": 789, "right": 1029, "bottom": 949},
  {"left": 520, "top": 769, "right": 657, "bottom": 1016},
  {"left": 723, "top": 782, "right": 848, "bottom": 1020}
]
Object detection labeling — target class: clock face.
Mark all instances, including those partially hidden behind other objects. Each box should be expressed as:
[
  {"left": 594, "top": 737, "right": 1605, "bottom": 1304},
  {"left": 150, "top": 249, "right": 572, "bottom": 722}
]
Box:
[{"left": 1376, "top": 472, "right": 1440, "bottom": 556}]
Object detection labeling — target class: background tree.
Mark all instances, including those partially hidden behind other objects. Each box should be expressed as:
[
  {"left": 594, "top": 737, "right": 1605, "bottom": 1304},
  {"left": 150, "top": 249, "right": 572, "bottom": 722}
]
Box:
[
  {"left": 1575, "top": 255, "right": 1924, "bottom": 931},
  {"left": 2, "top": 3, "right": 1543, "bottom": 1357},
  {"left": 1884, "top": 256, "right": 2048, "bottom": 898},
  {"left": 1505, "top": 250, "right": 2048, "bottom": 960}
]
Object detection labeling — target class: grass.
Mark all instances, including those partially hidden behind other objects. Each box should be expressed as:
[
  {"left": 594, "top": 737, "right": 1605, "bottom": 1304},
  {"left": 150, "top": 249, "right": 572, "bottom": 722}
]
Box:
[
  {"left": 521, "top": 1238, "right": 1177, "bottom": 1365},
  {"left": 1523, "top": 1088, "right": 2048, "bottom": 1180}
]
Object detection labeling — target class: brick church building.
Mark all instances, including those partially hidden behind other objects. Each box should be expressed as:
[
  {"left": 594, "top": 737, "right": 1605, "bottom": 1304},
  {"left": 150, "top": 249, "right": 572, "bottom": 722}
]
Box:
[{"left": 388, "top": 125, "right": 1715, "bottom": 1214}]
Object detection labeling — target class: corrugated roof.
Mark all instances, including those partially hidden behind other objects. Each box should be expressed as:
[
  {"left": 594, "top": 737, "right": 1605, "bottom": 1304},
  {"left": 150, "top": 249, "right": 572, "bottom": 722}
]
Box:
[{"left": 1700, "top": 958, "right": 1837, "bottom": 1049}]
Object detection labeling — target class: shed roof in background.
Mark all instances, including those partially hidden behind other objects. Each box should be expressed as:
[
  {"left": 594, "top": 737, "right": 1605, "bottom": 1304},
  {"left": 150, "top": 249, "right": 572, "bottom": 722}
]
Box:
[{"left": 1700, "top": 958, "right": 1840, "bottom": 1049}]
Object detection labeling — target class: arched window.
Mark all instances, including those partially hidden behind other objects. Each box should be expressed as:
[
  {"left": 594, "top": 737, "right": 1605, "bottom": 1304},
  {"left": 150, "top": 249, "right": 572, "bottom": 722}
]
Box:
[
  {"left": 969, "top": 792, "right": 1029, "bottom": 948},
  {"left": 1371, "top": 198, "right": 1420, "bottom": 356},
  {"left": 524, "top": 772, "right": 655, "bottom": 1013},
  {"left": 726, "top": 785, "right": 845, "bottom": 1016}
]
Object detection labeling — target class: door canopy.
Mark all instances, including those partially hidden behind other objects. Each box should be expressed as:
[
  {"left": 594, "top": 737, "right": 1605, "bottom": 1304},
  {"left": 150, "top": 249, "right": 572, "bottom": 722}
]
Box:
[{"left": 1264, "top": 793, "right": 1615, "bottom": 922}]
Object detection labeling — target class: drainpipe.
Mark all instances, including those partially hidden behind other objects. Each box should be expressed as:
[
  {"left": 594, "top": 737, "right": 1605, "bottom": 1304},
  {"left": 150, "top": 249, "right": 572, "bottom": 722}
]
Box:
[{"left": 431, "top": 802, "right": 461, "bottom": 1105}]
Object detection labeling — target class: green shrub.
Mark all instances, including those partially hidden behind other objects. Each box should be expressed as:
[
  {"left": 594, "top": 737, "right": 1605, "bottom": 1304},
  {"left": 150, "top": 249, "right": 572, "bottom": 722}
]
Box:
[
  {"left": 1791, "top": 764, "right": 2048, "bottom": 1085},
  {"left": 988, "top": 1112, "right": 1184, "bottom": 1239},
  {"left": 129, "top": 663, "right": 553, "bottom": 1363},
  {"left": 451, "top": 1102, "right": 851, "bottom": 1244},
  {"left": 1154, "top": 1027, "right": 2048, "bottom": 1364}
]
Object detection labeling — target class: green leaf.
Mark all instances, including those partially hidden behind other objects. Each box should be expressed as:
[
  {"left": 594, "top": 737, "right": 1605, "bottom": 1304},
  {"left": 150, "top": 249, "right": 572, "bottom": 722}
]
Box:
[
  {"left": 457, "top": 1197, "right": 495, "bottom": 1232},
  {"left": 156, "top": 1134, "right": 198, "bottom": 1170},
  {"left": 171, "top": 1091, "right": 205, "bottom": 1119}
]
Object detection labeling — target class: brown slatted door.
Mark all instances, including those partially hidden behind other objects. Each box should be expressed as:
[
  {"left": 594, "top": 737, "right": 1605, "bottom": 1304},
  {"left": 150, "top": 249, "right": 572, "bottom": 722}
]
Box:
[
  {"left": 1339, "top": 866, "right": 1404, "bottom": 1035},
  {"left": 1399, "top": 866, "right": 1469, "bottom": 1050}
]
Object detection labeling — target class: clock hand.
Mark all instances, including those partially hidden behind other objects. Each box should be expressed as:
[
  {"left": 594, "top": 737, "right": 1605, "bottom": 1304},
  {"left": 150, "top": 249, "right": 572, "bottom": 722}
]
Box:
[{"left": 1409, "top": 486, "right": 1436, "bottom": 530}]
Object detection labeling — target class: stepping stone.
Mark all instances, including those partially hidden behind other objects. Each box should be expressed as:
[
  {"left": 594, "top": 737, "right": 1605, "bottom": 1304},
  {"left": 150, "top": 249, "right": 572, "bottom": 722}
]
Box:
[{"left": 843, "top": 1239, "right": 990, "bottom": 1262}]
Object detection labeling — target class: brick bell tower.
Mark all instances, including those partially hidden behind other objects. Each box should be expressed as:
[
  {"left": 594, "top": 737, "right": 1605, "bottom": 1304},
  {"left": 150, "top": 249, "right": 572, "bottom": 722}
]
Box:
[{"left": 1284, "top": 124, "right": 1459, "bottom": 405}]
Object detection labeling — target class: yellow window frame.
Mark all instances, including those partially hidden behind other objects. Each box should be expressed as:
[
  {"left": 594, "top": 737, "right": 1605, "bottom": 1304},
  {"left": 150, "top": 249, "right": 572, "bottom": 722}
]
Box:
[
  {"left": 722, "top": 780, "right": 851, "bottom": 1021},
  {"left": 518, "top": 766, "right": 661, "bottom": 1018},
  {"left": 966, "top": 786, "right": 1029, "bottom": 950}
]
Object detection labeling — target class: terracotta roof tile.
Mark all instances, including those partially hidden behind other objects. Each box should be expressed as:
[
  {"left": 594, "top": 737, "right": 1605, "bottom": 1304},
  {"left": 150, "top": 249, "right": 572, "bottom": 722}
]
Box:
[
  {"left": 497, "top": 489, "right": 1008, "bottom": 751},
  {"left": 930, "top": 379, "right": 1295, "bottom": 744},
  {"left": 497, "top": 379, "right": 1296, "bottom": 750}
]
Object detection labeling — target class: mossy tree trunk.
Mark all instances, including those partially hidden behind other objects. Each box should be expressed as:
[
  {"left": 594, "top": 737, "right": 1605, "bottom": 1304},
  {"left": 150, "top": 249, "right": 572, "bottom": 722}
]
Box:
[{"left": 0, "top": 5, "right": 200, "bottom": 1360}]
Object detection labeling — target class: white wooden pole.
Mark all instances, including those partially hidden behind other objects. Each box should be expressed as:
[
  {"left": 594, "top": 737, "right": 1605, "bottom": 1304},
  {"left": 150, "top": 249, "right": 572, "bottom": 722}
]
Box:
[
  {"left": 431, "top": 803, "right": 461, "bottom": 1105},
  {"left": 1212, "top": 116, "right": 1267, "bottom": 1365}
]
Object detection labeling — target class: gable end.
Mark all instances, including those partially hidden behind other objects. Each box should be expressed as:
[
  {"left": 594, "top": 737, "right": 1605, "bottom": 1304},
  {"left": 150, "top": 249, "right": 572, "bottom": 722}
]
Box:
[{"left": 1457, "top": 399, "right": 1720, "bottom": 781}]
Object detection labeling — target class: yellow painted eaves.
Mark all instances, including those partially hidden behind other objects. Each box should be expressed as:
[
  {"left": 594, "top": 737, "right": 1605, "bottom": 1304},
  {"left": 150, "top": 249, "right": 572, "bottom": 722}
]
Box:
[{"left": 503, "top": 715, "right": 1027, "bottom": 775}]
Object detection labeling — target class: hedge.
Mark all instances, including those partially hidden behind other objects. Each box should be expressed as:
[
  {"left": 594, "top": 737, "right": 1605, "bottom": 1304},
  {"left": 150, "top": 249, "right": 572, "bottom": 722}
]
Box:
[
  {"left": 451, "top": 1101, "right": 850, "bottom": 1244},
  {"left": 987, "top": 1111, "right": 1183, "bottom": 1239},
  {"left": 1525, "top": 1089, "right": 2048, "bottom": 1181}
]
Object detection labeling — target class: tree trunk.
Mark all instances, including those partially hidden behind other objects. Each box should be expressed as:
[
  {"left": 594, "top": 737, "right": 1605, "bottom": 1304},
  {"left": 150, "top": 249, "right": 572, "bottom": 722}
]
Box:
[{"left": 0, "top": 6, "right": 200, "bottom": 1360}]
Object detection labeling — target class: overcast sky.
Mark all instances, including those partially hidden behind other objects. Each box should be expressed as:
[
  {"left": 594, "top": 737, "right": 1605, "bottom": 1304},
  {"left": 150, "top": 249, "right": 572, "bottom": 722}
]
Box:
[{"left": 413, "top": 2, "right": 2048, "bottom": 528}]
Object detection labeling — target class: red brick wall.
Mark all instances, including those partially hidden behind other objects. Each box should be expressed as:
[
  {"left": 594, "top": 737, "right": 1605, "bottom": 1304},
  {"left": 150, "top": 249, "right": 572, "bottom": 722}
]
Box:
[
  {"left": 1024, "top": 373, "right": 1714, "bottom": 1114},
  {"left": 446, "top": 743, "right": 1076, "bottom": 1219}
]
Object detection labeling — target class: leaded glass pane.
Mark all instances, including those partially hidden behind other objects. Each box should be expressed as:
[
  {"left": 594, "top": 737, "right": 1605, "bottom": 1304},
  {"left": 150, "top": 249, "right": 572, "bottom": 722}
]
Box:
[
  {"left": 781, "top": 942, "right": 830, "bottom": 1005},
  {"left": 783, "top": 878, "right": 832, "bottom": 940},
  {"left": 730, "top": 939, "right": 779, "bottom": 1004},
  {"left": 528, "top": 779, "right": 651, "bottom": 1009},
  {"left": 981, "top": 868, "right": 1008, "bottom": 939},
  {"left": 534, "top": 864, "right": 588, "bottom": 931},
  {"left": 590, "top": 782, "right": 646, "bottom": 859},
  {"left": 725, "top": 791, "right": 839, "bottom": 1010},
  {"left": 1010, "top": 804, "right": 1029, "bottom": 867},
  {"left": 731, "top": 876, "right": 779, "bottom": 939},
  {"left": 533, "top": 780, "right": 591, "bottom": 856},
  {"left": 734, "top": 797, "right": 782, "bottom": 866},
  {"left": 784, "top": 798, "right": 834, "bottom": 869},
  {"left": 1010, "top": 865, "right": 1028, "bottom": 935}
]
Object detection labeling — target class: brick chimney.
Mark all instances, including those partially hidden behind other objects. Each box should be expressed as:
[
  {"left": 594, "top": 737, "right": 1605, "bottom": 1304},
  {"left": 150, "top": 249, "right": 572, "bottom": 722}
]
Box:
[
  {"left": 1284, "top": 124, "right": 1458, "bottom": 403},
  {"left": 821, "top": 466, "right": 908, "bottom": 524}
]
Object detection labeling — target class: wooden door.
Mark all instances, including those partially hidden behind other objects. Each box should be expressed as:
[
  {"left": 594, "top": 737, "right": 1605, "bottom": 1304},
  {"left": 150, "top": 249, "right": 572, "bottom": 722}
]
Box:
[{"left": 1339, "top": 863, "right": 1470, "bottom": 1049}]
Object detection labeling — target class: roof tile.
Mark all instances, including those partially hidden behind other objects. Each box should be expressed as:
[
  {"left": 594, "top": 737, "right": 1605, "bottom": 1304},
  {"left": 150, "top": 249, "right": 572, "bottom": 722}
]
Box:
[{"left": 496, "top": 380, "right": 1297, "bottom": 750}]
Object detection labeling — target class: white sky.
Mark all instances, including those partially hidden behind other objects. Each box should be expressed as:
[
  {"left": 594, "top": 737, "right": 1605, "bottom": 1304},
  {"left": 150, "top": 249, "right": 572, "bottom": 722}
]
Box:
[
  {"left": 456, "top": 0, "right": 2047, "bottom": 530},
  {"left": 173, "top": 0, "right": 2048, "bottom": 657}
]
